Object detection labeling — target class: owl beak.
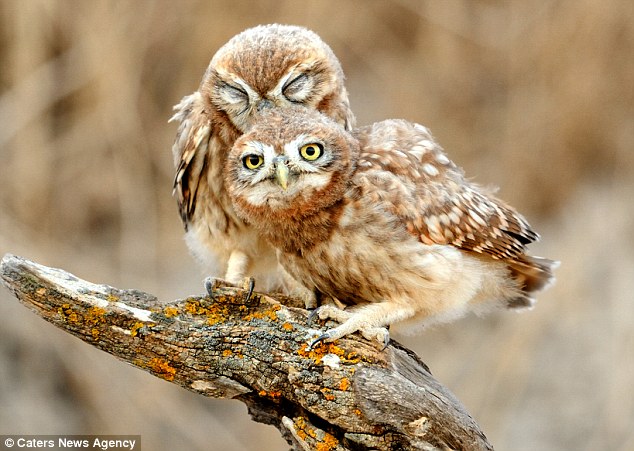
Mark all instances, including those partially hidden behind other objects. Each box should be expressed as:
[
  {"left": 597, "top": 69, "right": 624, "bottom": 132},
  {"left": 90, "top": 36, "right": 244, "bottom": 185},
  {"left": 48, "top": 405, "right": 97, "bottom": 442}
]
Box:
[
  {"left": 275, "top": 164, "right": 289, "bottom": 190},
  {"left": 273, "top": 156, "right": 290, "bottom": 190},
  {"left": 256, "top": 99, "right": 274, "bottom": 112}
]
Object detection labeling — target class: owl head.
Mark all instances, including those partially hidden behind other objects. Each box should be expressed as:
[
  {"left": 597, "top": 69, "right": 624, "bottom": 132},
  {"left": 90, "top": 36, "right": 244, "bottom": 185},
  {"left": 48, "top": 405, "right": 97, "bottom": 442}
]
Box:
[
  {"left": 226, "top": 107, "right": 359, "bottom": 222},
  {"left": 202, "top": 24, "right": 354, "bottom": 135}
]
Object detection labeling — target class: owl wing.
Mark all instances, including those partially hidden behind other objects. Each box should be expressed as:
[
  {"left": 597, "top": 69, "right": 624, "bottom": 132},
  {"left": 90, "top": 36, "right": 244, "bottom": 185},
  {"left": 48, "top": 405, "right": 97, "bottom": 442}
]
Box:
[
  {"left": 169, "top": 92, "right": 211, "bottom": 228},
  {"left": 355, "top": 120, "right": 538, "bottom": 261},
  {"left": 406, "top": 179, "right": 539, "bottom": 260}
]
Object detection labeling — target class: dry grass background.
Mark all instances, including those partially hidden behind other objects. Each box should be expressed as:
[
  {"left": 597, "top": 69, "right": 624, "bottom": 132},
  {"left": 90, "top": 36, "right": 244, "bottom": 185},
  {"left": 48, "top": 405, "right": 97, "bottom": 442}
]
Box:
[{"left": 1, "top": 1, "right": 633, "bottom": 450}]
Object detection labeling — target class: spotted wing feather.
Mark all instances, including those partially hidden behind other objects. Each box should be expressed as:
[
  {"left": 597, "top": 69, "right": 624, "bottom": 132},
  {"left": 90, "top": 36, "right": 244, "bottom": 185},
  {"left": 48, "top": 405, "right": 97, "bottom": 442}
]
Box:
[
  {"left": 354, "top": 120, "right": 538, "bottom": 261},
  {"left": 169, "top": 92, "right": 211, "bottom": 227}
]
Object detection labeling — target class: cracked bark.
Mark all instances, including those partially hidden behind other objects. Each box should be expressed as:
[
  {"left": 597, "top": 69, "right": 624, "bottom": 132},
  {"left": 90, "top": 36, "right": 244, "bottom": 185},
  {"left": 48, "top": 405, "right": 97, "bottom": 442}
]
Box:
[{"left": 0, "top": 254, "right": 493, "bottom": 451}]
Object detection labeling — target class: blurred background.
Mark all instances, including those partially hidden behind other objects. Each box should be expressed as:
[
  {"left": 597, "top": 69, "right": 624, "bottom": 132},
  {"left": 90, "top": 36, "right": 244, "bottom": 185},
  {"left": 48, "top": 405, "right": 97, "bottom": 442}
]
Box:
[{"left": 1, "top": 1, "right": 632, "bottom": 449}]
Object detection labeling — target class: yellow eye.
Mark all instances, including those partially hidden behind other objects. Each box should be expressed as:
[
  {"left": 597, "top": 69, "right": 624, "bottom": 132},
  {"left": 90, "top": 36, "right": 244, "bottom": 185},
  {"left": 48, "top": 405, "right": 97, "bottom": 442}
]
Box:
[
  {"left": 299, "top": 143, "right": 323, "bottom": 161},
  {"left": 242, "top": 154, "right": 264, "bottom": 170}
]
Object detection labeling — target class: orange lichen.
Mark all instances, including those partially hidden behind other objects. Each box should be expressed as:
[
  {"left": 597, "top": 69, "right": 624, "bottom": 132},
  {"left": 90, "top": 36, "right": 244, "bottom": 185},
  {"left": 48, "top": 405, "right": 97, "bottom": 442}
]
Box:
[
  {"left": 320, "top": 387, "right": 335, "bottom": 401},
  {"left": 85, "top": 307, "right": 106, "bottom": 325},
  {"left": 297, "top": 342, "right": 373, "bottom": 366},
  {"left": 265, "top": 310, "right": 275, "bottom": 320},
  {"left": 258, "top": 390, "right": 282, "bottom": 399},
  {"left": 297, "top": 342, "right": 341, "bottom": 365},
  {"left": 282, "top": 322, "right": 294, "bottom": 331},
  {"left": 344, "top": 351, "right": 363, "bottom": 364},
  {"left": 57, "top": 304, "right": 79, "bottom": 324},
  {"left": 130, "top": 321, "right": 144, "bottom": 337},
  {"left": 222, "top": 349, "right": 233, "bottom": 357},
  {"left": 163, "top": 306, "right": 179, "bottom": 318},
  {"left": 294, "top": 417, "right": 308, "bottom": 440},
  {"left": 354, "top": 409, "right": 363, "bottom": 416},
  {"left": 339, "top": 377, "right": 351, "bottom": 391},
  {"left": 243, "top": 304, "right": 280, "bottom": 322},
  {"left": 84, "top": 307, "right": 106, "bottom": 341},
  {"left": 293, "top": 415, "right": 339, "bottom": 449},
  {"left": 148, "top": 357, "right": 176, "bottom": 381},
  {"left": 183, "top": 299, "right": 229, "bottom": 325},
  {"left": 316, "top": 432, "right": 339, "bottom": 451},
  {"left": 106, "top": 294, "right": 119, "bottom": 302},
  {"left": 206, "top": 309, "right": 229, "bottom": 325},
  {"left": 306, "top": 426, "right": 317, "bottom": 439},
  {"left": 183, "top": 299, "right": 206, "bottom": 315}
]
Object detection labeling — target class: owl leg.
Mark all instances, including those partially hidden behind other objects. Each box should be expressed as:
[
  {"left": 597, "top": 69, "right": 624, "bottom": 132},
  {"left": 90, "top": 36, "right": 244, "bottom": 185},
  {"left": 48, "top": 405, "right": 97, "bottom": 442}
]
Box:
[{"left": 224, "top": 250, "right": 250, "bottom": 284}]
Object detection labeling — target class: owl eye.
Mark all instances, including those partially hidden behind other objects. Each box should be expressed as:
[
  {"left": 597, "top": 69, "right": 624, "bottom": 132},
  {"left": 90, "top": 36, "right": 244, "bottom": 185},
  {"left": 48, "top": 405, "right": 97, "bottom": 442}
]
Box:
[
  {"left": 299, "top": 143, "right": 323, "bottom": 161},
  {"left": 282, "top": 74, "right": 312, "bottom": 102},
  {"left": 221, "top": 82, "right": 249, "bottom": 102},
  {"left": 242, "top": 154, "right": 264, "bottom": 170}
]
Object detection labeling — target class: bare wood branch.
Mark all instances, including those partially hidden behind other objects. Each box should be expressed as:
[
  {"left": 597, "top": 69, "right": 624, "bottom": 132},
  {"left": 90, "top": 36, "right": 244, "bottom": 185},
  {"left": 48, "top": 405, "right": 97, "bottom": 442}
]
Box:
[{"left": 0, "top": 253, "right": 493, "bottom": 451}]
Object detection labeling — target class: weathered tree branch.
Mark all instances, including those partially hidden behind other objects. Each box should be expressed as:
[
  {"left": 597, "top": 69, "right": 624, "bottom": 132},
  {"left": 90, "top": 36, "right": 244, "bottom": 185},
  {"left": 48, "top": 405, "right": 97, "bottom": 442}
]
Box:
[{"left": 0, "top": 253, "right": 493, "bottom": 451}]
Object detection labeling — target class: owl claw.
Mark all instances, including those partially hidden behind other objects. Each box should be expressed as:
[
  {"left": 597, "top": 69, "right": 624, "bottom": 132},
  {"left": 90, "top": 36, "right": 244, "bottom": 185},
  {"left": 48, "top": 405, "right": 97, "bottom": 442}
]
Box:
[
  {"left": 244, "top": 277, "right": 255, "bottom": 302},
  {"left": 308, "top": 304, "right": 352, "bottom": 323},
  {"left": 306, "top": 307, "right": 320, "bottom": 326},
  {"left": 204, "top": 277, "right": 219, "bottom": 297},
  {"left": 309, "top": 332, "right": 331, "bottom": 350},
  {"left": 204, "top": 276, "right": 256, "bottom": 303},
  {"left": 379, "top": 330, "right": 390, "bottom": 350}
]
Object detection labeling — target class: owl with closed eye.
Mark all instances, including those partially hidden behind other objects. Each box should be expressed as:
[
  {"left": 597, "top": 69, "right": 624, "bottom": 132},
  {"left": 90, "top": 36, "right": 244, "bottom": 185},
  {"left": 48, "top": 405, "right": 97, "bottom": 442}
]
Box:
[
  {"left": 170, "top": 24, "right": 354, "bottom": 293},
  {"left": 226, "top": 107, "right": 557, "bottom": 345}
]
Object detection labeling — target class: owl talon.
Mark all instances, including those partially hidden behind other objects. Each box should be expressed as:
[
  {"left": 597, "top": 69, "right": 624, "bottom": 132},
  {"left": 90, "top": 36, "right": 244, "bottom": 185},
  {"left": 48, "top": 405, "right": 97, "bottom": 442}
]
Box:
[
  {"left": 244, "top": 277, "right": 255, "bottom": 303},
  {"left": 307, "top": 308, "right": 321, "bottom": 325},
  {"left": 373, "top": 328, "right": 390, "bottom": 350},
  {"left": 204, "top": 276, "right": 256, "bottom": 303},
  {"left": 204, "top": 277, "right": 221, "bottom": 297},
  {"left": 309, "top": 332, "right": 331, "bottom": 350}
]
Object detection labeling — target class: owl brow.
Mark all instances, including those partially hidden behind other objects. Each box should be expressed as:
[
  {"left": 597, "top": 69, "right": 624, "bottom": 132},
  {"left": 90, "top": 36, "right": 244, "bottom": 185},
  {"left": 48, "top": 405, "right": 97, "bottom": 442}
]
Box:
[{"left": 240, "top": 141, "right": 268, "bottom": 157}]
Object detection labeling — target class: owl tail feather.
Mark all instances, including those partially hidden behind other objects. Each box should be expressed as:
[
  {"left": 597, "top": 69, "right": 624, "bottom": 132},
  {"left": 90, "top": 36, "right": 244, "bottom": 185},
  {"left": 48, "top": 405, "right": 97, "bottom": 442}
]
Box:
[{"left": 506, "top": 256, "right": 559, "bottom": 309}]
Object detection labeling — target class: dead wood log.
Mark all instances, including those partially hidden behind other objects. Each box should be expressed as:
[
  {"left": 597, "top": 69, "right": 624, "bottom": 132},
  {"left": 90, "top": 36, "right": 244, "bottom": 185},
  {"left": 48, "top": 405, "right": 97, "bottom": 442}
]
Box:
[{"left": 0, "top": 253, "right": 493, "bottom": 451}]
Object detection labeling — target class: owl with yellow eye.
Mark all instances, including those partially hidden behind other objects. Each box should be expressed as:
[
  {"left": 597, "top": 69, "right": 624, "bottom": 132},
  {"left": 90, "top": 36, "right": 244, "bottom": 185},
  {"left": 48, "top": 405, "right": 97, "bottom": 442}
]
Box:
[{"left": 226, "top": 107, "right": 557, "bottom": 346}]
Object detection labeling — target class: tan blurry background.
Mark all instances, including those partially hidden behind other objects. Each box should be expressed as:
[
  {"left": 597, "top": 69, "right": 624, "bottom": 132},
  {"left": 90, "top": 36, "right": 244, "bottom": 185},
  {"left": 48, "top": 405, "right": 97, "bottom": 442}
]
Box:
[{"left": 1, "top": 1, "right": 633, "bottom": 450}]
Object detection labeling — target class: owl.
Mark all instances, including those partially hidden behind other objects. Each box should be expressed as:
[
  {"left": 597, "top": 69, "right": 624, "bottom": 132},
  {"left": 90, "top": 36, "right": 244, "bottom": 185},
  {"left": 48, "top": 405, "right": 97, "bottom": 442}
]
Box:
[
  {"left": 170, "top": 24, "right": 354, "bottom": 294},
  {"left": 225, "top": 107, "right": 557, "bottom": 346}
]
